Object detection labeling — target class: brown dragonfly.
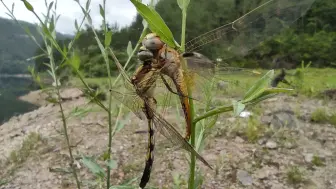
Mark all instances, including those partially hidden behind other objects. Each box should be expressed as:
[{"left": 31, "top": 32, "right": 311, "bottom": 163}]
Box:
[
  {"left": 136, "top": 0, "right": 316, "bottom": 141},
  {"left": 113, "top": 0, "right": 316, "bottom": 188},
  {"left": 110, "top": 53, "right": 212, "bottom": 189}
]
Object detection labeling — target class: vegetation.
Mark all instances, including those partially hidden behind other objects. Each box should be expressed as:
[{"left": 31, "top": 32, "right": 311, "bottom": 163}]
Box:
[
  {"left": 286, "top": 166, "right": 305, "bottom": 184},
  {"left": 0, "top": 17, "right": 69, "bottom": 74},
  {"left": 26, "top": 0, "right": 336, "bottom": 78},
  {"left": 1, "top": 0, "right": 336, "bottom": 188},
  {"left": 311, "top": 107, "right": 336, "bottom": 126}
]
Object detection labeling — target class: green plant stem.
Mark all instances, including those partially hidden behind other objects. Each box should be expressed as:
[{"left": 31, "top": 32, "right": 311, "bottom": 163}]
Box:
[
  {"left": 98, "top": 2, "right": 114, "bottom": 187},
  {"left": 56, "top": 87, "right": 81, "bottom": 189},
  {"left": 50, "top": 41, "right": 81, "bottom": 188},
  {"left": 193, "top": 105, "right": 233, "bottom": 125},
  {"left": 178, "top": 3, "right": 195, "bottom": 189},
  {"left": 180, "top": 7, "right": 187, "bottom": 52}
]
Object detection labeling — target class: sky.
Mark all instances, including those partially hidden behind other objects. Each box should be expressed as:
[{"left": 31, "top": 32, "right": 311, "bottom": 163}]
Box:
[{"left": 0, "top": 0, "right": 151, "bottom": 34}]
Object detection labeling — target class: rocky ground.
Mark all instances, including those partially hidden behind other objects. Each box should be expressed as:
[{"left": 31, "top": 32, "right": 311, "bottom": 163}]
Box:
[{"left": 0, "top": 88, "right": 335, "bottom": 189}]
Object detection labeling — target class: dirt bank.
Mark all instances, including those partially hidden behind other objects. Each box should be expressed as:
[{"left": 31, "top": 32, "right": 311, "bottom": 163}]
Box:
[{"left": 1, "top": 88, "right": 336, "bottom": 189}]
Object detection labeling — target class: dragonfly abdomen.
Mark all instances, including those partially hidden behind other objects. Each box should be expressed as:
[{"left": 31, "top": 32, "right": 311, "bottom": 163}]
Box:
[{"left": 139, "top": 119, "right": 155, "bottom": 189}]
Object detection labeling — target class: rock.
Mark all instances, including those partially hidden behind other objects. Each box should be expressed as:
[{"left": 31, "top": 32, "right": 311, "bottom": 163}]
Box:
[
  {"left": 266, "top": 140, "right": 277, "bottom": 149},
  {"left": 283, "top": 141, "right": 295, "bottom": 149},
  {"left": 261, "top": 115, "right": 272, "bottom": 125},
  {"left": 236, "top": 169, "right": 253, "bottom": 186},
  {"left": 217, "top": 81, "right": 228, "bottom": 90},
  {"left": 304, "top": 153, "right": 315, "bottom": 163},
  {"left": 235, "top": 136, "right": 245, "bottom": 143},
  {"left": 270, "top": 182, "right": 286, "bottom": 189},
  {"left": 270, "top": 110, "right": 297, "bottom": 129},
  {"left": 227, "top": 117, "right": 236, "bottom": 123},
  {"left": 60, "top": 88, "right": 84, "bottom": 100},
  {"left": 258, "top": 137, "right": 267, "bottom": 145},
  {"left": 255, "top": 166, "right": 278, "bottom": 180},
  {"left": 263, "top": 110, "right": 297, "bottom": 129}
]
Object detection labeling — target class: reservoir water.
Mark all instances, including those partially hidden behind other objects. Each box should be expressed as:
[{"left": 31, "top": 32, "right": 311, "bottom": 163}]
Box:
[{"left": 0, "top": 76, "right": 38, "bottom": 124}]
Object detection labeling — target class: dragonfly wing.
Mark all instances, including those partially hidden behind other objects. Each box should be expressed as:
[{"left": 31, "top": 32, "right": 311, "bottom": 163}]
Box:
[
  {"left": 151, "top": 110, "right": 212, "bottom": 169},
  {"left": 110, "top": 89, "right": 146, "bottom": 120},
  {"left": 185, "top": 0, "right": 315, "bottom": 58}
]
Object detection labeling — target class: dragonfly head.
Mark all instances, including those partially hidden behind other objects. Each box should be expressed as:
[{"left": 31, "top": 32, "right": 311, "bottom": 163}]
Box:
[{"left": 142, "top": 33, "right": 164, "bottom": 51}]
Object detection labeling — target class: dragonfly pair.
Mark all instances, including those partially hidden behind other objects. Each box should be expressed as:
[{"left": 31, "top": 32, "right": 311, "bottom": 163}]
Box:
[{"left": 111, "top": 0, "right": 316, "bottom": 188}]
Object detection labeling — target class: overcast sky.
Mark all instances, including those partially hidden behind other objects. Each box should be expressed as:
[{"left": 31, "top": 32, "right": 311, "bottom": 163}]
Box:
[{"left": 0, "top": 0, "right": 151, "bottom": 34}]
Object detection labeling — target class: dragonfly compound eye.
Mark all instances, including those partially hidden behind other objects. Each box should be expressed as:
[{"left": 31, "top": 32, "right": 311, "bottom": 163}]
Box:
[
  {"left": 138, "top": 49, "right": 154, "bottom": 61},
  {"left": 142, "top": 34, "right": 164, "bottom": 51}
]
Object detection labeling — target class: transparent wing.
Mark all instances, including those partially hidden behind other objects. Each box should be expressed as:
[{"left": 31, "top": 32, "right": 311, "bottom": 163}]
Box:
[
  {"left": 185, "top": 0, "right": 315, "bottom": 58},
  {"left": 151, "top": 109, "right": 212, "bottom": 169},
  {"left": 110, "top": 89, "right": 146, "bottom": 120}
]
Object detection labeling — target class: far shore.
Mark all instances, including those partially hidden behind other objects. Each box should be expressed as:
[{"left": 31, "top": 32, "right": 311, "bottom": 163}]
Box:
[{"left": 0, "top": 74, "right": 32, "bottom": 78}]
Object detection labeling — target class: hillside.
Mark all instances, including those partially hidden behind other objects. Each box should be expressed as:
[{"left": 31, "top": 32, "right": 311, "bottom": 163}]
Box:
[{"left": 0, "top": 17, "right": 71, "bottom": 74}]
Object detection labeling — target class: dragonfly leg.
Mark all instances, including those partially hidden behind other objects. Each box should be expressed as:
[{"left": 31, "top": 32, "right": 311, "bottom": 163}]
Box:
[{"left": 159, "top": 74, "right": 197, "bottom": 101}]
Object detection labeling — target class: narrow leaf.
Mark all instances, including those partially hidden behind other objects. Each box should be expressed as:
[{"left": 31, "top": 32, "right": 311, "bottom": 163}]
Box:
[
  {"left": 116, "top": 120, "right": 126, "bottom": 133},
  {"left": 49, "top": 15, "right": 55, "bottom": 32},
  {"left": 22, "top": 0, "right": 34, "bottom": 12},
  {"left": 232, "top": 100, "right": 245, "bottom": 116},
  {"left": 68, "top": 52, "right": 80, "bottom": 71},
  {"left": 104, "top": 30, "right": 112, "bottom": 47},
  {"left": 81, "top": 156, "right": 106, "bottom": 178},
  {"left": 11, "top": 3, "right": 15, "bottom": 13},
  {"left": 48, "top": 1, "right": 54, "bottom": 12},
  {"left": 243, "top": 70, "right": 274, "bottom": 103},
  {"left": 130, "top": 0, "right": 176, "bottom": 48},
  {"left": 126, "top": 41, "right": 133, "bottom": 57},
  {"left": 85, "top": 0, "right": 91, "bottom": 10},
  {"left": 99, "top": 4, "right": 104, "bottom": 18},
  {"left": 87, "top": 14, "right": 92, "bottom": 24},
  {"left": 106, "top": 160, "right": 117, "bottom": 169},
  {"left": 74, "top": 20, "right": 79, "bottom": 31}
]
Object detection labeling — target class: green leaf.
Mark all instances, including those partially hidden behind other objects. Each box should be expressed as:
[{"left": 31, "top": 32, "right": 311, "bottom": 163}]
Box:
[
  {"left": 104, "top": 31, "right": 112, "bottom": 47},
  {"left": 87, "top": 14, "right": 92, "bottom": 24},
  {"left": 49, "top": 15, "right": 55, "bottom": 32},
  {"left": 106, "top": 160, "right": 117, "bottom": 169},
  {"left": 86, "top": 0, "right": 91, "bottom": 10},
  {"left": 48, "top": 1, "right": 54, "bottom": 12},
  {"left": 11, "top": 3, "right": 15, "bottom": 13},
  {"left": 126, "top": 41, "right": 133, "bottom": 57},
  {"left": 45, "top": 97, "right": 59, "bottom": 104},
  {"left": 69, "top": 107, "right": 92, "bottom": 117},
  {"left": 246, "top": 88, "right": 292, "bottom": 106},
  {"left": 99, "top": 4, "right": 104, "bottom": 18},
  {"left": 74, "top": 20, "right": 79, "bottom": 31},
  {"left": 116, "top": 120, "right": 126, "bottom": 133},
  {"left": 232, "top": 100, "right": 245, "bottom": 116},
  {"left": 68, "top": 52, "right": 80, "bottom": 71},
  {"left": 81, "top": 156, "right": 106, "bottom": 178},
  {"left": 22, "top": 0, "right": 34, "bottom": 12},
  {"left": 242, "top": 70, "right": 274, "bottom": 103},
  {"left": 177, "top": 0, "right": 190, "bottom": 10},
  {"left": 130, "top": 0, "right": 176, "bottom": 48}
]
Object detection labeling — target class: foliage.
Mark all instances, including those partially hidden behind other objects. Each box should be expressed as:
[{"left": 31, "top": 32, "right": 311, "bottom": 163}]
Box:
[
  {"left": 112, "top": 0, "right": 336, "bottom": 69},
  {"left": 33, "top": 24, "right": 136, "bottom": 77},
  {"left": 0, "top": 17, "right": 69, "bottom": 74}
]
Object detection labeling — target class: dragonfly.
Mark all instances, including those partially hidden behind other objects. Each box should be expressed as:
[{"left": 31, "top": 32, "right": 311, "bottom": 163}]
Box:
[
  {"left": 110, "top": 53, "right": 212, "bottom": 189},
  {"left": 112, "top": 0, "right": 316, "bottom": 188},
  {"left": 136, "top": 0, "right": 316, "bottom": 141}
]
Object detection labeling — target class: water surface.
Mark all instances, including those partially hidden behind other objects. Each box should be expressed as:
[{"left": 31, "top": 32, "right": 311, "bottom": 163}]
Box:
[{"left": 0, "top": 77, "right": 38, "bottom": 124}]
